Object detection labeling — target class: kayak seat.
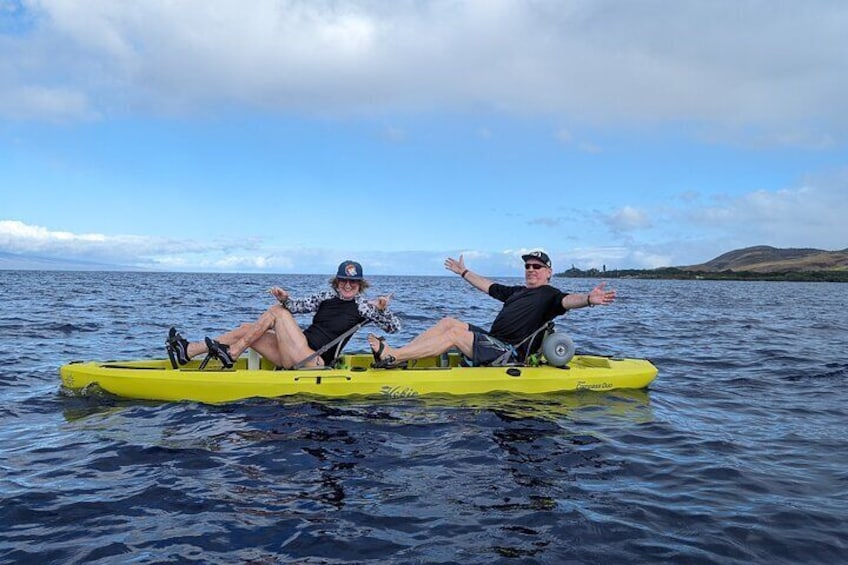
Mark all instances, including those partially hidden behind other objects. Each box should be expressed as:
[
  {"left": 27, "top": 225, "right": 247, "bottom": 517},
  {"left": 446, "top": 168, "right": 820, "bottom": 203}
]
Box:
[{"left": 491, "top": 321, "right": 557, "bottom": 367}]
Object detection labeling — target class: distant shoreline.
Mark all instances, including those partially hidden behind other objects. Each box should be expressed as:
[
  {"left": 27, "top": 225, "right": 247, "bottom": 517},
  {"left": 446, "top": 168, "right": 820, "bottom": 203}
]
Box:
[
  {"left": 556, "top": 268, "right": 848, "bottom": 283},
  {"left": 3, "top": 267, "right": 847, "bottom": 282}
]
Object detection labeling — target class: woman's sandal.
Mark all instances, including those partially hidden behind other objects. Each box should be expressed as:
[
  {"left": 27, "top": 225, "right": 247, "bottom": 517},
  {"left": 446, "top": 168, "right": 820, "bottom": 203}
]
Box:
[
  {"left": 369, "top": 334, "right": 386, "bottom": 363},
  {"left": 371, "top": 354, "right": 403, "bottom": 369},
  {"left": 166, "top": 327, "right": 190, "bottom": 368},
  {"left": 368, "top": 334, "right": 406, "bottom": 368},
  {"left": 200, "top": 337, "right": 235, "bottom": 369}
]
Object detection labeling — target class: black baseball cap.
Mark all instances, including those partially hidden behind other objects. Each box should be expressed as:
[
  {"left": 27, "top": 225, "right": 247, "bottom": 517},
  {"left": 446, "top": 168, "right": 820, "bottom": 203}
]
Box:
[
  {"left": 521, "top": 250, "right": 551, "bottom": 268},
  {"left": 336, "top": 260, "right": 364, "bottom": 280}
]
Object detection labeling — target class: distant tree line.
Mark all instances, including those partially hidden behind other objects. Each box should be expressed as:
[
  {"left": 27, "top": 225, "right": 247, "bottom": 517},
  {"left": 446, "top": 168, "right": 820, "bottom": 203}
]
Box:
[{"left": 556, "top": 267, "right": 848, "bottom": 283}]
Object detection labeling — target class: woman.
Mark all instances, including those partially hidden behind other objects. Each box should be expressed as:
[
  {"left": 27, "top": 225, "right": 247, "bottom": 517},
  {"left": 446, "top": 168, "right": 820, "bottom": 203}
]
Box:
[{"left": 166, "top": 260, "right": 400, "bottom": 369}]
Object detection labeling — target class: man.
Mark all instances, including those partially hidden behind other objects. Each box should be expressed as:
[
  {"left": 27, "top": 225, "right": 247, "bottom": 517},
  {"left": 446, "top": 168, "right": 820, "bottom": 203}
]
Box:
[{"left": 368, "top": 250, "right": 615, "bottom": 367}]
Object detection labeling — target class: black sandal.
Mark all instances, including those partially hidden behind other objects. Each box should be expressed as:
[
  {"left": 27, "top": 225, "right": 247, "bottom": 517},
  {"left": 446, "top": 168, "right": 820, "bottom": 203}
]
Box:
[
  {"left": 369, "top": 334, "right": 386, "bottom": 363},
  {"left": 371, "top": 354, "right": 407, "bottom": 369},
  {"left": 165, "top": 327, "right": 190, "bottom": 368},
  {"left": 371, "top": 355, "right": 398, "bottom": 369},
  {"left": 200, "top": 337, "right": 235, "bottom": 369}
]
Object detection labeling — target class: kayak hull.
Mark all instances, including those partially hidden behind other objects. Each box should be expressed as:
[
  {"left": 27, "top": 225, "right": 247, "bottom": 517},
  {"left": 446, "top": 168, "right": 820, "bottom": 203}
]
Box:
[{"left": 60, "top": 352, "right": 658, "bottom": 404}]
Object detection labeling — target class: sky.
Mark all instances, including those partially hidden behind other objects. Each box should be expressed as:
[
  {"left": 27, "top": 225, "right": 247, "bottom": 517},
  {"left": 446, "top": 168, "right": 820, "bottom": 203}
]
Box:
[{"left": 1, "top": 0, "right": 847, "bottom": 276}]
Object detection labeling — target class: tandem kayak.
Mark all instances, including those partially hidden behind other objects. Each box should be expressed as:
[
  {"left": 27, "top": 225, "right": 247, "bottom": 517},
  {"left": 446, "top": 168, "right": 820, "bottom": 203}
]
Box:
[{"left": 59, "top": 351, "right": 658, "bottom": 404}]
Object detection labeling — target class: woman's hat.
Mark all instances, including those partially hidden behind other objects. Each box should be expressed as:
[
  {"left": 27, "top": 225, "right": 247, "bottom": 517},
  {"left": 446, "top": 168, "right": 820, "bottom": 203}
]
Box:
[{"left": 336, "top": 260, "right": 364, "bottom": 280}]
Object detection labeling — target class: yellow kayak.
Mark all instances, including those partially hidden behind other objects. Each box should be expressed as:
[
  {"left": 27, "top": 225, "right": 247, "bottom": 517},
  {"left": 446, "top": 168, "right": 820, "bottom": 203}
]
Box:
[{"left": 59, "top": 352, "right": 658, "bottom": 404}]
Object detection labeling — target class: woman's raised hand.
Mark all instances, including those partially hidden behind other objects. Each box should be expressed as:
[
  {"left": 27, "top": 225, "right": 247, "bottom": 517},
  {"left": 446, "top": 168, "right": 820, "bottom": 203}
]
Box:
[
  {"left": 371, "top": 292, "right": 393, "bottom": 310},
  {"left": 268, "top": 286, "right": 289, "bottom": 302}
]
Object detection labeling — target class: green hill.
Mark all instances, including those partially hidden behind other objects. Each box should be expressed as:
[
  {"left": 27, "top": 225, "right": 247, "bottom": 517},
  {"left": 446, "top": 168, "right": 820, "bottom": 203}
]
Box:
[
  {"left": 684, "top": 245, "right": 848, "bottom": 273},
  {"left": 558, "top": 245, "right": 848, "bottom": 282}
]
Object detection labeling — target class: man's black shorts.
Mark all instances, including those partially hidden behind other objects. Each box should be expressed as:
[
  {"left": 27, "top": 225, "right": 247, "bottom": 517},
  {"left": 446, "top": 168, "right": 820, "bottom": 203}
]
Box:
[{"left": 467, "top": 324, "right": 517, "bottom": 366}]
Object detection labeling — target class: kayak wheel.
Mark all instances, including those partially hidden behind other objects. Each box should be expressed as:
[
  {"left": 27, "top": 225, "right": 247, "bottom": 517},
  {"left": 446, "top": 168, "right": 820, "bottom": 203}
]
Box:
[{"left": 542, "top": 333, "right": 575, "bottom": 367}]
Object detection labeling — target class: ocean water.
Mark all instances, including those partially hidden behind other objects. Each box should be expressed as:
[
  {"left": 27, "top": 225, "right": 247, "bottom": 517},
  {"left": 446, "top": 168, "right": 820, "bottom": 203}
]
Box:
[{"left": 1, "top": 270, "right": 847, "bottom": 564}]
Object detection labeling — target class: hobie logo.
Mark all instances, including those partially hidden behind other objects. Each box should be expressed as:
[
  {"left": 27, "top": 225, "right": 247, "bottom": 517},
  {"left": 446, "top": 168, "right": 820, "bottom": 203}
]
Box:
[{"left": 381, "top": 385, "right": 418, "bottom": 398}]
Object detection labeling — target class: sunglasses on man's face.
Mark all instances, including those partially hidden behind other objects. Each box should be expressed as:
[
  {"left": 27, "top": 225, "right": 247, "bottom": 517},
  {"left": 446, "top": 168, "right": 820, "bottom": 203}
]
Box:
[{"left": 524, "top": 263, "right": 547, "bottom": 270}]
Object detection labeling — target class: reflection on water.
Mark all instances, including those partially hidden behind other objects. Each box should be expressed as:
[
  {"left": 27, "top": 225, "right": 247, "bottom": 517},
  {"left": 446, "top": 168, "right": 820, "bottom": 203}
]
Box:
[{"left": 62, "top": 389, "right": 654, "bottom": 446}]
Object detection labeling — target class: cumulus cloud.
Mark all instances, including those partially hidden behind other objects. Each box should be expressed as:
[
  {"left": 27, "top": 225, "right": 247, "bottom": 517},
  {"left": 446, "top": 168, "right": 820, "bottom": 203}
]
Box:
[
  {"left": 603, "top": 206, "right": 653, "bottom": 232},
  {"left": 615, "top": 171, "right": 848, "bottom": 265},
  {"left": 627, "top": 249, "right": 673, "bottom": 270},
  {"left": 1, "top": 1, "right": 846, "bottom": 143},
  {"left": 577, "top": 172, "right": 848, "bottom": 268},
  {"left": 684, "top": 175, "right": 848, "bottom": 249},
  {"left": 0, "top": 219, "right": 257, "bottom": 267},
  {"left": 0, "top": 219, "right": 476, "bottom": 274},
  {"left": 1, "top": 219, "right": 131, "bottom": 252}
]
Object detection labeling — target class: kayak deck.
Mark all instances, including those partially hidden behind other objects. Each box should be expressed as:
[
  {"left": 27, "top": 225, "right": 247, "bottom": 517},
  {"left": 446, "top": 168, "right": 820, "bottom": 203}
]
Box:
[{"left": 60, "top": 352, "right": 658, "bottom": 404}]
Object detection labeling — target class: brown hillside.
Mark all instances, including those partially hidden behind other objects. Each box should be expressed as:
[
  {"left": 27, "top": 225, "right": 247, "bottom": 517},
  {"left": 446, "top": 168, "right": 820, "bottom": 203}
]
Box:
[{"left": 685, "top": 245, "right": 848, "bottom": 273}]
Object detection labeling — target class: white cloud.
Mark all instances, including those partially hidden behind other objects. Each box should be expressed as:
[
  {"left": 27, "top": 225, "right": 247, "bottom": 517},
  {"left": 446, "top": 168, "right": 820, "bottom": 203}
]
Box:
[
  {"left": 0, "top": 219, "right": 112, "bottom": 249},
  {"left": 0, "top": 219, "right": 255, "bottom": 266},
  {"left": 0, "top": 219, "right": 472, "bottom": 274},
  {"left": 611, "top": 171, "right": 848, "bottom": 266},
  {"left": 603, "top": 206, "right": 653, "bottom": 232},
  {"left": 684, "top": 175, "right": 848, "bottom": 249},
  {"left": 1, "top": 1, "right": 846, "bottom": 144},
  {"left": 628, "top": 250, "right": 673, "bottom": 270}
]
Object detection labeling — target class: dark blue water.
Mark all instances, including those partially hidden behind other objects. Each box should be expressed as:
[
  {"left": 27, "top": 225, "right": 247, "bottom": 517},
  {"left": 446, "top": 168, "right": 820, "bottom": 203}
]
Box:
[{"left": 1, "top": 271, "right": 847, "bottom": 564}]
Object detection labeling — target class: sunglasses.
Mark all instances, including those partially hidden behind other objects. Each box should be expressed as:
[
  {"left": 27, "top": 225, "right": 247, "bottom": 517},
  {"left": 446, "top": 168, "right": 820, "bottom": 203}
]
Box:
[
  {"left": 524, "top": 263, "right": 547, "bottom": 270},
  {"left": 338, "top": 279, "right": 361, "bottom": 284}
]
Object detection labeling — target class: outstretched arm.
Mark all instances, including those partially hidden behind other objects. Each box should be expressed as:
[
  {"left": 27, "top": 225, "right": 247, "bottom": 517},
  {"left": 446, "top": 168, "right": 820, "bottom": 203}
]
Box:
[
  {"left": 561, "top": 281, "right": 616, "bottom": 310},
  {"left": 445, "top": 254, "right": 493, "bottom": 293}
]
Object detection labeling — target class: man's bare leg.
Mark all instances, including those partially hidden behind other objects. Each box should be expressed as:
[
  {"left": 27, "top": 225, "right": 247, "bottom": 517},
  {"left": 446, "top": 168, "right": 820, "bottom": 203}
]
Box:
[{"left": 368, "top": 317, "right": 474, "bottom": 362}]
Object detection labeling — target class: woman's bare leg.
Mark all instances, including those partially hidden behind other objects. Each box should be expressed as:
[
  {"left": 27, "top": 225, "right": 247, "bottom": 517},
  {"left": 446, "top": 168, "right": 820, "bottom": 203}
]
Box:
[
  {"left": 222, "top": 308, "right": 280, "bottom": 358},
  {"left": 268, "top": 307, "right": 322, "bottom": 368},
  {"left": 183, "top": 307, "right": 280, "bottom": 360},
  {"left": 238, "top": 331, "right": 287, "bottom": 367}
]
